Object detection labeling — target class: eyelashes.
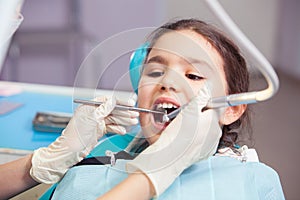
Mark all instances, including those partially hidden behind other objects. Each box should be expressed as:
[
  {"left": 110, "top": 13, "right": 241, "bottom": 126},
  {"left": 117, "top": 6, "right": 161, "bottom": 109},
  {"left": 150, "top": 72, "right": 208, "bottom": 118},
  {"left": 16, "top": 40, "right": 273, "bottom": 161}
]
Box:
[
  {"left": 143, "top": 63, "right": 205, "bottom": 81},
  {"left": 185, "top": 74, "right": 204, "bottom": 81},
  {"left": 146, "top": 71, "right": 204, "bottom": 81},
  {"left": 146, "top": 71, "right": 164, "bottom": 78}
]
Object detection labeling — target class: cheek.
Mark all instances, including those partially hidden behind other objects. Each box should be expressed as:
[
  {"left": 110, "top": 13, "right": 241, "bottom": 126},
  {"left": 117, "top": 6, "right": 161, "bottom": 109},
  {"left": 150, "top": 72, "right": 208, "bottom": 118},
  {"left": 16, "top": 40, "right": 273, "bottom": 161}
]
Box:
[
  {"left": 137, "top": 92, "right": 146, "bottom": 108},
  {"left": 137, "top": 83, "right": 153, "bottom": 108},
  {"left": 137, "top": 80, "right": 156, "bottom": 127},
  {"left": 138, "top": 113, "right": 147, "bottom": 126},
  {"left": 185, "top": 77, "right": 226, "bottom": 103},
  {"left": 207, "top": 65, "right": 227, "bottom": 97},
  {"left": 210, "top": 72, "right": 227, "bottom": 97},
  {"left": 137, "top": 75, "right": 162, "bottom": 106},
  {"left": 182, "top": 80, "right": 207, "bottom": 102},
  {"left": 189, "top": 81, "right": 205, "bottom": 96},
  {"left": 202, "top": 69, "right": 227, "bottom": 97}
]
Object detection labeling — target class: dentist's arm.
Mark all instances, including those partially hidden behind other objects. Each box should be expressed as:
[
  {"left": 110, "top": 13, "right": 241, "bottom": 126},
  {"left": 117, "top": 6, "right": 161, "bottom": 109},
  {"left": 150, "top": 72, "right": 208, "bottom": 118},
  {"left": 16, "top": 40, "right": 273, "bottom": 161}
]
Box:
[{"left": 0, "top": 154, "right": 38, "bottom": 200}]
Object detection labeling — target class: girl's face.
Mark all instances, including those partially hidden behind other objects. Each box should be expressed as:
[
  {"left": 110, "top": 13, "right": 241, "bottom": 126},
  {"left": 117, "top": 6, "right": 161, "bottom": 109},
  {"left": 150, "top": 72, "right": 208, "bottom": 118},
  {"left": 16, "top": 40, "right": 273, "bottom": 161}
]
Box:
[{"left": 137, "top": 30, "right": 227, "bottom": 144}]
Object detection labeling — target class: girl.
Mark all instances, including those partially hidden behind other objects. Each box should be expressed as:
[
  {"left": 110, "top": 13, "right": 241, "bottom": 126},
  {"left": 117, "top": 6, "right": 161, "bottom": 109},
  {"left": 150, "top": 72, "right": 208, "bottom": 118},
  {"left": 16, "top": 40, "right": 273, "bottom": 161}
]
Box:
[{"left": 43, "top": 19, "right": 285, "bottom": 200}]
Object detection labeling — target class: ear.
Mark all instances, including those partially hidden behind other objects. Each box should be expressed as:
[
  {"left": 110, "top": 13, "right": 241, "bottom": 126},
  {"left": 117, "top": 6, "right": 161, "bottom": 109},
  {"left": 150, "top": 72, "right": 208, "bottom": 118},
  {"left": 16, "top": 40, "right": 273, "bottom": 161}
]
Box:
[{"left": 219, "top": 104, "right": 247, "bottom": 125}]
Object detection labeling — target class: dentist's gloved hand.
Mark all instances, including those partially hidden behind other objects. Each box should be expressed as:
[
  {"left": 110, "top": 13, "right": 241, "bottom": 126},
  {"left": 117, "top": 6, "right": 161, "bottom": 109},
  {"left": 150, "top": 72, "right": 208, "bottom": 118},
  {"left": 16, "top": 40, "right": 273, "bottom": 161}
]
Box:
[
  {"left": 127, "top": 86, "right": 222, "bottom": 197},
  {"left": 30, "top": 95, "right": 138, "bottom": 184}
]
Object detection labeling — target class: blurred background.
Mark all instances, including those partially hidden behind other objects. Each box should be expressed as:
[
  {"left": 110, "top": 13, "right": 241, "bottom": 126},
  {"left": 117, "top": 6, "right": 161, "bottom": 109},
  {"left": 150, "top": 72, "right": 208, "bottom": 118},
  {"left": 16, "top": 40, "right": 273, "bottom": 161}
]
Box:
[{"left": 1, "top": 0, "right": 299, "bottom": 199}]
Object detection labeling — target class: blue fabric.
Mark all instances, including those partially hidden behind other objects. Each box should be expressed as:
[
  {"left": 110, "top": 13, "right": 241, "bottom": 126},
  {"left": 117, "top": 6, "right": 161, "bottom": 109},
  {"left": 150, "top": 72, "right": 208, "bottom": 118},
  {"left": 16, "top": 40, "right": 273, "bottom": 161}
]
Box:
[
  {"left": 40, "top": 135, "right": 285, "bottom": 200},
  {"left": 129, "top": 43, "right": 149, "bottom": 93},
  {"left": 87, "top": 134, "right": 135, "bottom": 158},
  {"left": 45, "top": 156, "right": 285, "bottom": 200}
]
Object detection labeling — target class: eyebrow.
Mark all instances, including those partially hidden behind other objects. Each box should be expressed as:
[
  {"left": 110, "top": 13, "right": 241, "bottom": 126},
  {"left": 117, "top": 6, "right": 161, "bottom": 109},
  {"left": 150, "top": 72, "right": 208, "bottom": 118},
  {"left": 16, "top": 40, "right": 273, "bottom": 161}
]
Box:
[
  {"left": 185, "top": 57, "right": 205, "bottom": 64},
  {"left": 146, "top": 55, "right": 168, "bottom": 65},
  {"left": 146, "top": 55, "right": 214, "bottom": 70},
  {"left": 184, "top": 57, "right": 213, "bottom": 69}
]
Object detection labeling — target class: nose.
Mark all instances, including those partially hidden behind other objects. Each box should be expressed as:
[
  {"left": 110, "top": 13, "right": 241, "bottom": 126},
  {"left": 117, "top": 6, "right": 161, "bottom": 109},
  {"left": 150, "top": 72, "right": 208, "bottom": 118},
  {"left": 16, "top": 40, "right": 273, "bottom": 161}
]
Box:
[{"left": 160, "top": 69, "right": 179, "bottom": 92}]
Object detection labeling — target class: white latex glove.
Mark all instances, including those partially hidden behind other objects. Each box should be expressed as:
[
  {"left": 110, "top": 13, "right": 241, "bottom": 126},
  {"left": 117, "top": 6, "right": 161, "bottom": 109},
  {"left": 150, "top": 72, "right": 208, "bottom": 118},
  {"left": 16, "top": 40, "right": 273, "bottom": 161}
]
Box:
[
  {"left": 127, "top": 86, "right": 222, "bottom": 196},
  {"left": 30, "top": 95, "right": 138, "bottom": 184}
]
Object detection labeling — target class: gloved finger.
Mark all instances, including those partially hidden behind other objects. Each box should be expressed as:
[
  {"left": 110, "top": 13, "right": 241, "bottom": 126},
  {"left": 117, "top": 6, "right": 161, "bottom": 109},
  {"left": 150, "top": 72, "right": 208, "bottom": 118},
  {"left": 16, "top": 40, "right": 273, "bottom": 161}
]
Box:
[
  {"left": 104, "top": 116, "right": 139, "bottom": 126},
  {"left": 190, "top": 82, "right": 212, "bottom": 109},
  {"left": 194, "top": 83, "right": 226, "bottom": 119},
  {"left": 172, "top": 83, "right": 210, "bottom": 122},
  {"left": 110, "top": 109, "right": 139, "bottom": 118},
  {"left": 106, "top": 124, "right": 127, "bottom": 135},
  {"left": 94, "top": 96, "right": 116, "bottom": 121},
  {"left": 74, "top": 103, "right": 96, "bottom": 116},
  {"left": 70, "top": 105, "right": 98, "bottom": 131},
  {"left": 96, "top": 119, "right": 107, "bottom": 137}
]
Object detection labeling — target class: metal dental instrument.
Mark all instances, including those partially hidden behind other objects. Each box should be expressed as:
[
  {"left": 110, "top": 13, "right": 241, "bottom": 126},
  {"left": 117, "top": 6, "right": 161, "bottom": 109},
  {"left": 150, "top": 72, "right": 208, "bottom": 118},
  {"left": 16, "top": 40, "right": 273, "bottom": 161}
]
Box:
[
  {"left": 203, "top": 0, "right": 279, "bottom": 109},
  {"left": 73, "top": 99, "right": 168, "bottom": 121},
  {"left": 166, "top": 107, "right": 181, "bottom": 122}
]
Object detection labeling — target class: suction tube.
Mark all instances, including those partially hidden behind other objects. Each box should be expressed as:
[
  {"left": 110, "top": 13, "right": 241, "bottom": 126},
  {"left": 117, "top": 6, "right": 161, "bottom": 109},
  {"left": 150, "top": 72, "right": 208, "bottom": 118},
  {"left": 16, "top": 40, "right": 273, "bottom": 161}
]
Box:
[{"left": 204, "top": 0, "right": 279, "bottom": 108}]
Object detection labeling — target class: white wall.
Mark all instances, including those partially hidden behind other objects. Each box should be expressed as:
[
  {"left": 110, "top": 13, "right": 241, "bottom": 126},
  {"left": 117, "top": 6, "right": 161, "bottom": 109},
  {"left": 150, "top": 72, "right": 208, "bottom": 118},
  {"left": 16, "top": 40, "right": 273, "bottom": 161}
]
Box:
[{"left": 276, "top": 0, "right": 300, "bottom": 80}]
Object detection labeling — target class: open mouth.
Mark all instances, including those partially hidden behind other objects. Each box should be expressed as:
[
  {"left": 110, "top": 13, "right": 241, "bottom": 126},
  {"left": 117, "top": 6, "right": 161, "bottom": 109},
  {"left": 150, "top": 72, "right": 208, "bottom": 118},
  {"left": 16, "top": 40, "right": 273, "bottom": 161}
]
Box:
[{"left": 153, "top": 102, "right": 179, "bottom": 123}]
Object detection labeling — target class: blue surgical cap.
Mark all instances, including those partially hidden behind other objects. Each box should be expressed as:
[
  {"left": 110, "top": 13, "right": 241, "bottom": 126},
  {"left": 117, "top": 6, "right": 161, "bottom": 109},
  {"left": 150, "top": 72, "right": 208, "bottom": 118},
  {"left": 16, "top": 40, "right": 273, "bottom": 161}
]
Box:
[{"left": 129, "top": 43, "right": 149, "bottom": 93}]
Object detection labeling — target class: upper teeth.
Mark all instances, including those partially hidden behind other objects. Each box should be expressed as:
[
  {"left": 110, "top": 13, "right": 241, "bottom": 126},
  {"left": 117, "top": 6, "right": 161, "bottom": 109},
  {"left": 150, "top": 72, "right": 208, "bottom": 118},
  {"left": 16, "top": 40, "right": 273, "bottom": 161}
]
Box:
[{"left": 157, "top": 103, "right": 178, "bottom": 109}]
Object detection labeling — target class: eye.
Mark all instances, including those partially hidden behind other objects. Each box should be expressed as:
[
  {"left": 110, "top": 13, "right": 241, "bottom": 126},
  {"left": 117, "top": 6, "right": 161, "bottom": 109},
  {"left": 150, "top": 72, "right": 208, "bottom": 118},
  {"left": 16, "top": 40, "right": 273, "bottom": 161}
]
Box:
[
  {"left": 147, "top": 71, "right": 164, "bottom": 77},
  {"left": 186, "top": 73, "right": 204, "bottom": 81},
  {"left": 144, "top": 63, "right": 165, "bottom": 78}
]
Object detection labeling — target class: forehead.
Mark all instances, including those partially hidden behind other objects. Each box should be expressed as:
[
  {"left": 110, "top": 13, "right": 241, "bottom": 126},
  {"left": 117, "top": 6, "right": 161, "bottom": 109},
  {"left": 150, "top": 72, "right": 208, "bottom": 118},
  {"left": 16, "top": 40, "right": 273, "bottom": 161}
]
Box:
[{"left": 150, "top": 30, "right": 223, "bottom": 68}]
